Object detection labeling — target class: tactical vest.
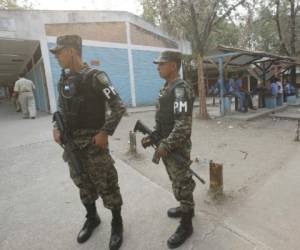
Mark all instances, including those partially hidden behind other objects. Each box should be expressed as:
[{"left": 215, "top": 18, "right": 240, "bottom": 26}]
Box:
[
  {"left": 59, "top": 68, "right": 106, "bottom": 130},
  {"left": 156, "top": 79, "right": 188, "bottom": 138}
]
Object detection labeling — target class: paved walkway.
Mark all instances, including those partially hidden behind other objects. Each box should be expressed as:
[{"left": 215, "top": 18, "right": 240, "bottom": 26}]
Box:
[
  {"left": 0, "top": 99, "right": 256, "bottom": 250},
  {"left": 1, "top": 98, "right": 300, "bottom": 250}
]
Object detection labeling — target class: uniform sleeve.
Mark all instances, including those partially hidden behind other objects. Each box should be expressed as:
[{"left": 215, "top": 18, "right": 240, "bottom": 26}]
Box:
[
  {"left": 154, "top": 87, "right": 164, "bottom": 133},
  {"left": 160, "top": 85, "right": 193, "bottom": 152},
  {"left": 94, "top": 72, "right": 126, "bottom": 135}
]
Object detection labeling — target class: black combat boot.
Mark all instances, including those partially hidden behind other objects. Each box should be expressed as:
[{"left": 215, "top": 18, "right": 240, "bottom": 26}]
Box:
[
  {"left": 167, "top": 209, "right": 193, "bottom": 249},
  {"left": 77, "top": 202, "right": 101, "bottom": 243},
  {"left": 109, "top": 208, "right": 123, "bottom": 250},
  {"left": 167, "top": 206, "right": 194, "bottom": 218}
]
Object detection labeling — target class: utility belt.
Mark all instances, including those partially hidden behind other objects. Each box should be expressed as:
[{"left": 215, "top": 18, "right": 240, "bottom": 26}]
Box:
[
  {"left": 71, "top": 127, "right": 101, "bottom": 134},
  {"left": 69, "top": 128, "right": 102, "bottom": 142}
]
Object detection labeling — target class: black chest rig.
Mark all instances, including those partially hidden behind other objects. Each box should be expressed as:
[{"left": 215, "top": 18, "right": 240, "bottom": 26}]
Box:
[
  {"left": 59, "top": 69, "right": 106, "bottom": 130},
  {"left": 156, "top": 80, "right": 184, "bottom": 138}
]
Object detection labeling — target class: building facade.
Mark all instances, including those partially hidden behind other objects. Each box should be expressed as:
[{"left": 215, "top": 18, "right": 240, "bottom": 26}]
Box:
[{"left": 0, "top": 10, "right": 191, "bottom": 113}]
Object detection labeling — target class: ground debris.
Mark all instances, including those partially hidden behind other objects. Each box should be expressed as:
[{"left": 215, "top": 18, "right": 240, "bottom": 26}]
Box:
[{"left": 240, "top": 150, "right": 248, "bottom": 160}]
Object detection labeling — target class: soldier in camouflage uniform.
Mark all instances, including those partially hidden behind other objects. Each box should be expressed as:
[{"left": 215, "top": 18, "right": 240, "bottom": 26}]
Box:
[
  {"left": 51, "top": 35, "right": 125, "bottom": 250},
  {"left": 142, "top": 51, "right": 196, "bottom": 249}
]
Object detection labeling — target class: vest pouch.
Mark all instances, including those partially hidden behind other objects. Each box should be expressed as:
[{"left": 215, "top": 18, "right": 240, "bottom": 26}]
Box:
[
  {"left": 158, "top": 92, "right": 175, "bottom": 138},
  {"left": 67, "top": 96, "right": 84, "bottom": 129}
]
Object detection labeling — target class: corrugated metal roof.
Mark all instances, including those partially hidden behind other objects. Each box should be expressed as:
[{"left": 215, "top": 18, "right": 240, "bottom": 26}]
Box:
[
  {"left": 204, "top": 45, "right": 300, "bottom": 81},
  {"left": 206, "top": 45, "right": 299, "bottom": 66}
]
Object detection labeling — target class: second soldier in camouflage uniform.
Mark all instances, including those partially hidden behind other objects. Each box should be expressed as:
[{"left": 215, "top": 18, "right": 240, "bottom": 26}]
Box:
[
  {"left": 51, "top": 35, "right": 125, "bottom": 250},
  {"left": 142, "top": 51, "right": 196, "bottom": 249}
]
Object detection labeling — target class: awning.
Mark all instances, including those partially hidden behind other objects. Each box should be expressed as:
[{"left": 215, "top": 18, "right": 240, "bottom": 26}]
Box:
[{"left": 205, "top": 45, "right": 300, "bottom": 81}]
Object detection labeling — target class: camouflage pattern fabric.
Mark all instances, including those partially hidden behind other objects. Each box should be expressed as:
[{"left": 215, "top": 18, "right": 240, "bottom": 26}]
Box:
[
  {"left": 58, "top": 64, "right": 125, "bottom": 208},
  {"left": 155, "top": 78, "right": 196, "bottom": 212},
  {"left": 64, "top": 129, "right": 123, "bottom": 208},
  {"left": 50, "top": 34, "right": 82, "bottom": 54},
  {"left": 162, "top": 145, "right": 195, "bottom": 212},
  {"left": 92, "top": 69, "right": 126, "bottom": 135}
]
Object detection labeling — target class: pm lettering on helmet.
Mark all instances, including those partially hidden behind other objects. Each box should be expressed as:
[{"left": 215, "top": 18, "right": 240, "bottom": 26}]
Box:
[
  {"left": 103, "top": 86, "right": 117, "bottom": 99},
  {"left": 174, "top": 101, "right": 188, "bottom": 113}
]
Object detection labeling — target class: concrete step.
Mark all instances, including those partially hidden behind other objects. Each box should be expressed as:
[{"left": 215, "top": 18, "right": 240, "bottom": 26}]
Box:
[{"left": 227, "top": 105, "right": 288, "bottom": 121}]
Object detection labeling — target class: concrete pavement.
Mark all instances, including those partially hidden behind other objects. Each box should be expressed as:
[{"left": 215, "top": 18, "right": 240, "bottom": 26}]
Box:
[
  {"left": 225, "top": 150, "right": 300, "bottom": 250},
  {"left": 1, "top": 99, "right": 300, "bottom": 250}
]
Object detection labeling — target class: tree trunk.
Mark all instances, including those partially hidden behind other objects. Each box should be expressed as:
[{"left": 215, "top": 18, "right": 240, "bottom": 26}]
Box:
[
  {"left": 159, "top": 0, "right": 169, "bottom": 32},
  {"left": 290, "top": 0, "right": 297, "bottom": 88},
  {"left": 197, "top": 53, "right": 209, "bottom": 119}
]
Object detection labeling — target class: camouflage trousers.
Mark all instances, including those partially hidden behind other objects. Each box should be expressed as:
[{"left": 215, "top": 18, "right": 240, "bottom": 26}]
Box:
[
  {"left": 64, "top": 132, "right": 123, "bottom": 209},
  {"left": 162, "top": 149, "right": 195, "bottom": 212}
]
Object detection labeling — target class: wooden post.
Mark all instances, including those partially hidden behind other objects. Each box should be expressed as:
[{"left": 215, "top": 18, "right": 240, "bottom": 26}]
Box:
[
  {"left": 209, "top": 161, "right": 223, "bottom": 194},
  {"left": 129, "top": 131, "right": 136, "bottom": 153},
  {"left": 295, "top": 120, "right": 300, "bottom": 141}
]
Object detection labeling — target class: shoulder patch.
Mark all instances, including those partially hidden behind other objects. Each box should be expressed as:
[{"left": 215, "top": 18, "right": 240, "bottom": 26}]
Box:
[
  {"left": 174, "top": 87, "right": 185, "bottom": 98},
  {"left": 94, "top": 72, "right": 118, "bottom": 100},
  {"left": 96, "top": 72, "right": 111, "bottom": 86}
]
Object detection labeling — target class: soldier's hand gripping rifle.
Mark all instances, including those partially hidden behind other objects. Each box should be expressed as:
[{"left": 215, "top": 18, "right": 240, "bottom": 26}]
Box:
[
  {"left": 134, "top": 120, "right": 205, "bottom": 184},
  {"left": 52, "top": 111, "right": 83, "bottom": 175}
]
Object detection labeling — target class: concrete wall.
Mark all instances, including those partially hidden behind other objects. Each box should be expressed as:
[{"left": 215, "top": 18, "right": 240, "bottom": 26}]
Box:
[
  {"left": 45, "top": 22, "right": 127, "bottom": 44},
  {"left": 132, "top": 50, "right": 164, "bottom": 106},
  {"left": 45, "top": 22, "right": 179, "bottom": 50},
  {"left": 48, "top": 42, "right": 132, "bottom": 106},
  {"left": 130, "top": 24, "right": 178, "bottom": 49},
  {"left": 0, "top": 10, "right": 191, "bottom": 110},
  {"left": 48, "top": 42, "right": 167, "bottom": 107},
  {"left": 0, "top": 10, "right": 180, "bottom": 42},
  {"left": 26, "top": 59, "right": 49, "bottom": 112}
]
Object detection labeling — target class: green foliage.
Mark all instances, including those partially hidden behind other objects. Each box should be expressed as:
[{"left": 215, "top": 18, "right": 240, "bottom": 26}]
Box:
[
  {"left": 140, "top": 0, "right": 299, "bottom": 56},
  {"left": 209, "top": 20, "right": 241, "bottom": 49},
  {"left": 139, "top": 0, "right": 244, "bottom": 54},
  {"left": 139, "top": 0, "right": 160, "bottom": 25},
  {"left": 252, "top": 8, "right": 280, "bottom": 52},
  {"left": 241, "top": 0, "right": 299, "bottom": 55},
  {"left": 0, "top": 0, "right": 33, "bottom": 9},
  {"left": 250, "top": 1, "right": 285, "bottom": 53}
]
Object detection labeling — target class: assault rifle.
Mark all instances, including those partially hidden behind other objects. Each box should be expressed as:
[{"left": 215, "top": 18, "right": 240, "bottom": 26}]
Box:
[
  {"left": 53, "top": 111, "right": 83, "bottom": 175},
  {"left": 134, "top": 120, "right": 205, "bottom": 184}
]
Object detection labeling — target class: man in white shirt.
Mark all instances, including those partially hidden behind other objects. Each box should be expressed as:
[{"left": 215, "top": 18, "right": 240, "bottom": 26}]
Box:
[{"left": 14, "top": 74, "right": 37, "bottom": 119}]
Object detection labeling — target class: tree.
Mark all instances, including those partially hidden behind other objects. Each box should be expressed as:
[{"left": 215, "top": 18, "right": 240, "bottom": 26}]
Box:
[
  {"left": 140, "top": 0, "right": 246, "bottom": 119},
  {"left": 274, "top": 0, "right": 299, "bottom": 85},
  {"left": 0, "top": 0, "right": 33, "bottom": 9},
  {"left": 250, "top": 0, "right": 299, "bottom": 84},
  {"left": 140, "top": 0, "right": 161, "bottom": 25},
  {"left": 251, "top": 7, "right": 281, "bottom": 52}
]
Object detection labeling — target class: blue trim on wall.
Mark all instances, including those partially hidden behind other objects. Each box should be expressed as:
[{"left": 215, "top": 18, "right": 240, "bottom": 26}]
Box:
[
  {"left": 48, "top": 43, "right": 168, "bottom": 107},
  {"left": 132, "top": 50, "right": 164, "bottom": 106},
  {"left": 48, "top": 43, "right": 131, "bottom": 106}
]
